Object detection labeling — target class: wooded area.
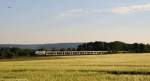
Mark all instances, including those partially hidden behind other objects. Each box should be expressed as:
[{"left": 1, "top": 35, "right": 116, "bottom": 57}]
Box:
[
  {"left": 77, "top": 41, "right": 150, "bottom": 53},
  {"left": 1, "top": 41, "right": 150, "bottom": 58}
]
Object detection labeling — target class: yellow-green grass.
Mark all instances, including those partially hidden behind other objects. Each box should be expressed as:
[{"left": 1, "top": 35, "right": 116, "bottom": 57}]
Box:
[{"left": 0, "top": 54, "right": 150, "bottom": 81}]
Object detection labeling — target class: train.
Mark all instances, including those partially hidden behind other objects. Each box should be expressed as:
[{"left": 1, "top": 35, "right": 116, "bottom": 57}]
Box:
[{"left": 35, "top": 51, "right": 108, "bottom": 56}]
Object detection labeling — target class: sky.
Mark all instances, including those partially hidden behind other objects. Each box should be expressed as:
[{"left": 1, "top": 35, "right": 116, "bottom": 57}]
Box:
[{"left": 0, "top": 0, "right": 150, "bottom": 44}]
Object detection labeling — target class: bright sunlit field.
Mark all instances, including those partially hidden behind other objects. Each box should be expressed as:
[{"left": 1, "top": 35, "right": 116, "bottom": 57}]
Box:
[{"left": 1, "top": 54, "right": 150, "bottom": 81}]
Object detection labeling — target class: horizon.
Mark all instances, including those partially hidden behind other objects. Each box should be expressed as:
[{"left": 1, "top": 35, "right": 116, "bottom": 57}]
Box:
[
  {"left": 0, "top": 40, "right": 150, "bottom": 45},
  {"left": 1, "top": 0, "right": 150, "bottom": 44}
]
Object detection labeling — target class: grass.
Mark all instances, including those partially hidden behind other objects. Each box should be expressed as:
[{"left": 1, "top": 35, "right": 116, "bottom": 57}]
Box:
[{"left": 0, "top": 54, "right": 150, "bottom": 81}]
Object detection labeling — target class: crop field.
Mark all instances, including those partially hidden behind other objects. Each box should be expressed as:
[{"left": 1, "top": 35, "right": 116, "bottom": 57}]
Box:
[{"left": 0, "top": 54, "right": 150, "bottom": 81}]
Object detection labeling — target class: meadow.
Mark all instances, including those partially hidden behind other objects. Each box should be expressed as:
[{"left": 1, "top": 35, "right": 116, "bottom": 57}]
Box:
[{"left": 0, "top": 54, "right": 150, "bottom": 81}]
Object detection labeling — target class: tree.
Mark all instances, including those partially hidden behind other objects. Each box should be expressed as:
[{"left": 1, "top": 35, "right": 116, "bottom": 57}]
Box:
[{"left": 0, "top": 47, "right": 34, "bottom": 59}]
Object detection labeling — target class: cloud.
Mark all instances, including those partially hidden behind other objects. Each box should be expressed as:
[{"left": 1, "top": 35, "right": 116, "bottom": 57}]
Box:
[
  {"left": 112, "top": 3, "right": 150, "bottom": 14},
  {"left": 59, "top": 9, "right": 103, "bottom": 17},
  {"left": 59, "top": 9, "right": 88, "bottom": 17}
]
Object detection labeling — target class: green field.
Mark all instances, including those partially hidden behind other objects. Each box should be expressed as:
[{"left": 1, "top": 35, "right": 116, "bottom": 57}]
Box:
[{"left": 1, "top": 54, "right": 150, "bottom": 81}]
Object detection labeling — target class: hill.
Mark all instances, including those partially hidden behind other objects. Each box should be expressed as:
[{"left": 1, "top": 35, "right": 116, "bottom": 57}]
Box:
[{"left": 0, "top": 43, "right": 81, "bottom": 49}]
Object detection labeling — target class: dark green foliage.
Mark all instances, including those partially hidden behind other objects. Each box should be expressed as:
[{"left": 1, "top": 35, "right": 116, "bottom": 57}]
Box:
[
  {"left": 38, "top": 48, "right": 48, "bottom": 51},
  {"left": 0, "top": 47, "right": 34, "bottom": 59},
  {"left": 77, "top": 41, "right": 150, "bottom": 53},
  {"left": 58, "top": 48, "right": 76, "bottom": 51},
  {"left": 38, "top": 47, "right": 77, "bottom": 51}
]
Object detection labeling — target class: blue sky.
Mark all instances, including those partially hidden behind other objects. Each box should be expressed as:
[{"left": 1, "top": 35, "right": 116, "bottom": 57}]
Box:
[{"left": 0, "top": 0, "right": 150, "bottom": 44}]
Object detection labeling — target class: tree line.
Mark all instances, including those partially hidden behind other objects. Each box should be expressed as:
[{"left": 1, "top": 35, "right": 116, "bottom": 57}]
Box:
[
  {"left": 77, "top": 41, "right": 150, "bottom": 53},
  {"left": 1, "top": 41, "right": 150, "bottom": 58},
  {"left": 0, "top": 47, "right": 34, "bottom": 58}
]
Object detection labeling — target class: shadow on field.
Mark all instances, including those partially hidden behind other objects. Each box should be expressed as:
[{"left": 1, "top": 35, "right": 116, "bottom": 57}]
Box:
[
  {"left": 1, "top": 69, "right": 150, "bottom": 75},
  {"left": 77, "top": 70, "right": 150, "bottom": 75}
]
